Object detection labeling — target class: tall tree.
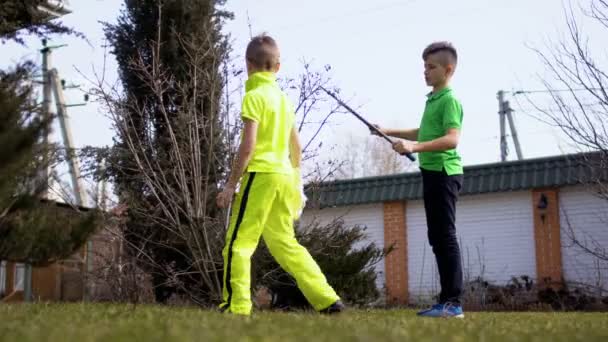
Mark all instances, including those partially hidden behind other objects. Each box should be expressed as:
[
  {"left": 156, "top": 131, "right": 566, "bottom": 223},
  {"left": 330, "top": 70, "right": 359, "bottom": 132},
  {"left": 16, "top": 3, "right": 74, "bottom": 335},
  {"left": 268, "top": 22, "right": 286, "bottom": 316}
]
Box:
[{"left": 101, "top": 0, "right": 232, "bottom": 304}]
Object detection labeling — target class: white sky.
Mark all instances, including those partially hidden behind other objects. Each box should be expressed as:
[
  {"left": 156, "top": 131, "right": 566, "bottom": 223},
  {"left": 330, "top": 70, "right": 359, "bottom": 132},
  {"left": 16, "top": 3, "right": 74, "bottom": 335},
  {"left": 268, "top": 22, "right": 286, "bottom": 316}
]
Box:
[{"left": 1, "top": 0, "right": 603, "bottom": 173}]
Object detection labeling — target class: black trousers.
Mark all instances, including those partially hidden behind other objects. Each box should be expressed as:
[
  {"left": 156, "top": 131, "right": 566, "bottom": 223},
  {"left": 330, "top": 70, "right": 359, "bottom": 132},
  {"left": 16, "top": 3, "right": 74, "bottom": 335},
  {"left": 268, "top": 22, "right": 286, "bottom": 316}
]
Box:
[{"left": 421, "top": 168, "right": 464, "bottom": 304}]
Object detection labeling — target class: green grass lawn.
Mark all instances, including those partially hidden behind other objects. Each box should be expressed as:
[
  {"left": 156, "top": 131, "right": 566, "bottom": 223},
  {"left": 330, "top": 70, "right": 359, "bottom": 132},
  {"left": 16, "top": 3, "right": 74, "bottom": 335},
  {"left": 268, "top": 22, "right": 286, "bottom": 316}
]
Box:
[{"left": 0, "top": 304, "right": 607, "bottom": 342}]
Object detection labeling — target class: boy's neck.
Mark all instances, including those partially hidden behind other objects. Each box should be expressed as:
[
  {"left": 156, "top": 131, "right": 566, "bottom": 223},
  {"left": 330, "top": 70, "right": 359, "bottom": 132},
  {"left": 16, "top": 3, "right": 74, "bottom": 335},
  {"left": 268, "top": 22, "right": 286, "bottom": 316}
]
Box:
[
  {"left": 432, "top": 82, "right": 450, "bottom": 93},
  {"left": 248, "top": 69, "right": 276, "bottom": 77}
]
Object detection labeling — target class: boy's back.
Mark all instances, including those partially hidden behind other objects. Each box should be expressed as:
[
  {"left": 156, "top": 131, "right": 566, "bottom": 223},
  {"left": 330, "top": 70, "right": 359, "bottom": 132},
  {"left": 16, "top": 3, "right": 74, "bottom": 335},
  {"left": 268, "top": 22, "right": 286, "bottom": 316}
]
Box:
[{"left": 242, "top": 71, "right": 294, "bottom": 175}]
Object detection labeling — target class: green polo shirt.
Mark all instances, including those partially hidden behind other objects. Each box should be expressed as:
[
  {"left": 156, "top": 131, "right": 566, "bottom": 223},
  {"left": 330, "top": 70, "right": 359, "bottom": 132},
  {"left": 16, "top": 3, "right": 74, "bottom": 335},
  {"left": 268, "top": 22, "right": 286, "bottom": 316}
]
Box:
[
  {"left": 417, "top": 87, "right": 464, "bottom": 175},
  {"left": 241, "top": 71, "right": 295, "bottom": 174}
]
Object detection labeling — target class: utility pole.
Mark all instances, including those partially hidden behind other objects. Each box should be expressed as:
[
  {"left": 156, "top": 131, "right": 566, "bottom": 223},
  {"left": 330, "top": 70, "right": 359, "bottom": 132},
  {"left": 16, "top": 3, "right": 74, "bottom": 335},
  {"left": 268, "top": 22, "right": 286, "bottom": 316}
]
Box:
[
  {"left": 41, "top": 40, "right": 53, "bottom": 196},
  {"left": 497, "top": 90, "right": 524, "bottom": 162},
  {"left": 50, "top": 68, "right": 87, "bottom": 205},
  {"left": 96, "top": 159, "right": 108, "bottom": 212},
  {"left": 28, "top": 39, "right": 90, "bottom": 302}
]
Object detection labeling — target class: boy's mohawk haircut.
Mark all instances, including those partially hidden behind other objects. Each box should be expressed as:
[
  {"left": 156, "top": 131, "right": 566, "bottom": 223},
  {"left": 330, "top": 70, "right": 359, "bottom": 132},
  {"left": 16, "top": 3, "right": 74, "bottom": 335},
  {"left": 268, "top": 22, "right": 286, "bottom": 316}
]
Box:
[
  {"left": 422, "top": 41, "right": 458, "bottom": 66},
  {"left": 246, "top": 33, "right": 280, "bottom": 71}
]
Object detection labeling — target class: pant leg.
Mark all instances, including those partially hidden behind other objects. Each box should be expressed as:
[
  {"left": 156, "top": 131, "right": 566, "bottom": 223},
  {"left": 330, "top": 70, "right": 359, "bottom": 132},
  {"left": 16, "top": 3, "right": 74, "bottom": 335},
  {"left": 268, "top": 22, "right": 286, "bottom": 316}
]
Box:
[
  {"left": 262, "top": 173, "right": 340, "bottom": 311},
  {"left": 422, "top": 169, "right": 464, "bottom": 304},
  {"left": 220, "top": 173, "right": 277, "bottom": 315}
]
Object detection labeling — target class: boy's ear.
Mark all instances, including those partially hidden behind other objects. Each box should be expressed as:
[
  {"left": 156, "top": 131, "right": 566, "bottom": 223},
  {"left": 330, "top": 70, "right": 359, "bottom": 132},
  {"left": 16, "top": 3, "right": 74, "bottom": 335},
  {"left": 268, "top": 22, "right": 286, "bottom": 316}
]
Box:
[
  {"left": 274, "top": 62, "right": 281, "bottom": 73},
  {"left": 446, "top": 63, "right": 455, "bottom": 76}
]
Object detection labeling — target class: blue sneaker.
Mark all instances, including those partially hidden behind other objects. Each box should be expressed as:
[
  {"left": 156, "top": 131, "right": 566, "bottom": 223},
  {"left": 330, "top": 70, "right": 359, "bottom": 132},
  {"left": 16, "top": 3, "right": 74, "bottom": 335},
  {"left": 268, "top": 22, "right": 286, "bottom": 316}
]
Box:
[
  {"left": 416, "top": 303, "right": 443, "bottom": 316},
  {"left": 417, "top": 303, "right": 464, "bottom": 318}
]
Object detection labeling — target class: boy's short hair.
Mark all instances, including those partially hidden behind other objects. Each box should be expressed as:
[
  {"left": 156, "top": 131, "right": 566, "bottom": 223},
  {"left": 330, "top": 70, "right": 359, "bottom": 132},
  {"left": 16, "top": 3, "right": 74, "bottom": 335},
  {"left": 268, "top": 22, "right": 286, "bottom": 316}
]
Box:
[
  {"left": 246, "top": 33, "right": 280, "bottom": 71},
  {"left": 422, "top": 41, "right": 458, "bottom": 67}
]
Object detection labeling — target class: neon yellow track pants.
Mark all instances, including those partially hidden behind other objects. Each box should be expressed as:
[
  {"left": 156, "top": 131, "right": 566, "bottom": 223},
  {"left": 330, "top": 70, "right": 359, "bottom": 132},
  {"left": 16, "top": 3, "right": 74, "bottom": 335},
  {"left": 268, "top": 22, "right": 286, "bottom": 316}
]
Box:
[{"left": 220, "top": 172, "right": 339, "bottom": 315}]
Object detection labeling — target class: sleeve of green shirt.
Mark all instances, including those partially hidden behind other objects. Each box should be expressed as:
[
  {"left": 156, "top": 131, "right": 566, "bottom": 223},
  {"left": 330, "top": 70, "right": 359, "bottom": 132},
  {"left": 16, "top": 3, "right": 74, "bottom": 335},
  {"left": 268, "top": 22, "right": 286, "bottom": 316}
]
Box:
[
  {"left": 241, "top": 92, "right": 265, "bottom": 122},
  {"left": 442, "top": 97, "right": 463, "bottom": 131}
]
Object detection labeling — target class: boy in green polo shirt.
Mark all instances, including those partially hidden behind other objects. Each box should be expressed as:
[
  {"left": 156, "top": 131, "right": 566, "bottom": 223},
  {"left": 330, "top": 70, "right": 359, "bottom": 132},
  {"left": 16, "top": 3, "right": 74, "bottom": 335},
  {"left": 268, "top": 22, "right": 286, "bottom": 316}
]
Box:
[
  {"left": 373, "top": 41, "right": 465, "bottom": 318},
  {"left": 216, "top": 34, "right": 342, "bottom": 316}
]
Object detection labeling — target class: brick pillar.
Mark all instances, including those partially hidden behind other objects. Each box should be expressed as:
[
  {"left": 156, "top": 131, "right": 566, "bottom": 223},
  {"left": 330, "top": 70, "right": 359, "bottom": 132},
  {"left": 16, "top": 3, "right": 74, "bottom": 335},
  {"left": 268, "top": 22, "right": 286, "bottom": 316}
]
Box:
[
  {"left": 532, "top": 189, "right": 563, "bottom": 288},
  {"left": 383, "top": 201, "right": 408, "bottom": 305},
  {"left": 5, "top": 262, "right": 15, "bottom": 294}
]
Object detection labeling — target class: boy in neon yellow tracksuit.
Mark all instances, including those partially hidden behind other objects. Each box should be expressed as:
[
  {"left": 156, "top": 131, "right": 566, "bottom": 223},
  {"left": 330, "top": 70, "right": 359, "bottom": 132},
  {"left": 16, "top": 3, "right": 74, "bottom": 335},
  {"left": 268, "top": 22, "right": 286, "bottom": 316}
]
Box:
[{"left": 216, "top": 34, "right": 343, "bottom": 316}]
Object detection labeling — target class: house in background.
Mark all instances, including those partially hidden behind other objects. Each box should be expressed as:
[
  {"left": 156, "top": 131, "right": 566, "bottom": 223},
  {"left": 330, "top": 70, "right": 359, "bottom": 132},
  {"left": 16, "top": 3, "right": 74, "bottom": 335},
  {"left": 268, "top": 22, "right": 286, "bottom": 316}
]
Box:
[
  {"left": 0, "top": 202, "right": 116, "bottom": 303},
  {"left": 0, "top": 256, "right": 83, "bottom": 302},
  {"left": 301, "top": 153, "right": 608, "bottom": 305},
  {"left": 1, "top": 202, "right": 83, "bottom": 302}
]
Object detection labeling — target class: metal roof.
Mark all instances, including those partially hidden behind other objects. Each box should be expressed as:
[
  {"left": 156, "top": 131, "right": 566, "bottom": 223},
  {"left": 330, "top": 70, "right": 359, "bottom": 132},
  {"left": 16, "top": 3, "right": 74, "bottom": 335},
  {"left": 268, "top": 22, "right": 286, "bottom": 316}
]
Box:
[
  {"left": 305, "top": 153, "right": 608, "bottom": 208},
  {"left": 37, "top": 1, "right": 72, "bottom": 18}
]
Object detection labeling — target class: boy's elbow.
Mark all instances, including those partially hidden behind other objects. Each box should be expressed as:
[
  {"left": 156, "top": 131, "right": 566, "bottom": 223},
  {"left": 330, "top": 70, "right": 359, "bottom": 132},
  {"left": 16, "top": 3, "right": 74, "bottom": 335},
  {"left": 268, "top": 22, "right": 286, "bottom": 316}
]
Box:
[
  {"left": 240, "top": 142, "right": 255, "bottom": 158},
  {"left": 242, "top": 146, "right": 255, "bottom": 158},
  {"left": 440, "top": 137, "right": 458, "bottom": 150},
  {"left": 450, "top": 138, "right": 459, "bottom": 149},
  {"left": 445, "top": 129, "right": 460, "bottom": 149},
  {"left": 451, "top": 138, "right": 459, "bottom": 149}
]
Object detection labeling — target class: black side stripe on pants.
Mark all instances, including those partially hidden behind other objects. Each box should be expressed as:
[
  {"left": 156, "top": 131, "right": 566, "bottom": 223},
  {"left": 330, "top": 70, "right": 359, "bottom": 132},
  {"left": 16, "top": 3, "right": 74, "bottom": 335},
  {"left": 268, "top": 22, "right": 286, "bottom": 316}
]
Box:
[{"left": 225, "top": 172, "right": 257, "bottom": 310}]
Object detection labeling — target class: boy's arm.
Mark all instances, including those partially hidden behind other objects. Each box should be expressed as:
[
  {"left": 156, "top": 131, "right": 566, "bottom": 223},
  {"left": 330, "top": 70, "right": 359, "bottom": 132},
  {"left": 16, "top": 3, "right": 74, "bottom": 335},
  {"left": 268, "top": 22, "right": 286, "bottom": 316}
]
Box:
[
  {"left": 392, "top": 97, "right": 463, "bottom": 154},
  {"left": 413, "top": 128, "right": 460, "bottom": 152},
  {"left": 216, "top": 119, "right": 258, "bottom": 208},
  {"left": 384, "top": 128, "right": 419, "bottom": 141},
  {"left": 392, "top": 128, "right": 460, "bottom": 154},
  {"left": 372, "top": 125, "right": 419, "bottom": 141},
  {"left": 289, "top": 126, "right": 302, "bottom": 168}
]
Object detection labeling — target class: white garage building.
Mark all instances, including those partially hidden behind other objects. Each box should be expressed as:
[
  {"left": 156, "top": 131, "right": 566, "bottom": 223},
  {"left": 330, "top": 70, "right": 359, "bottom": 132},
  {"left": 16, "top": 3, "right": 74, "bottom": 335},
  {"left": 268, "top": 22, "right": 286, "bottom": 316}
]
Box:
[{"left": 301, "top": 153, "right": 608, "bottom": 304}]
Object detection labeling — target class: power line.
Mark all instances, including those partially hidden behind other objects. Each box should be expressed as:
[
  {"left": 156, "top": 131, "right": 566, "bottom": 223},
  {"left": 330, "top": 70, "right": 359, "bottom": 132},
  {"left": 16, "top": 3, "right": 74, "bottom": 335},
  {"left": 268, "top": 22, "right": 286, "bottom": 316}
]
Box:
[
  {"left": 515, "top": 103, "right": 607, "bottom": 112},
  {"left": 511, "top": 88, "right": 604, "bottom": 95}
]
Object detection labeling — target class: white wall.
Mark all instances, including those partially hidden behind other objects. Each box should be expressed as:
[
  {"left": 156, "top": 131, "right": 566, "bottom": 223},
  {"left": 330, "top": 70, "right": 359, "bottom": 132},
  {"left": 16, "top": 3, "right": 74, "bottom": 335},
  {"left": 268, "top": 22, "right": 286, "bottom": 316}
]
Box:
[
  {"left": 300, "top": 185, "right": 608, "bottom": 303},
  {"left": 300, "top": 204, "right": 386, "bottom": 289},
  {"left": 407, "top": 191, "right": 536, "bottom": 302},
  {"left": 559, "top": 186, "right": 608, "bottom": 296}
]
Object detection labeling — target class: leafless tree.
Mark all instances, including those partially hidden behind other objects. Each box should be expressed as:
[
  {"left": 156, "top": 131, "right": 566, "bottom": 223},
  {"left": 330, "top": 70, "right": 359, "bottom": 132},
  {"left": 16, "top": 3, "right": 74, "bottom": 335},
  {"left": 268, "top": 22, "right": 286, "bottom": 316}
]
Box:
[
  {"left": 528, "top": 1, "right": 607, "bottom": 166},
  {"left": 336, "top": 133, "right": 415, "bottom": 179},
  {"left": 528, "top": 0, "right": 608, "bottom": 289},
  {"left": 279, "top": 62, "right": 349, "bottom": 182}
]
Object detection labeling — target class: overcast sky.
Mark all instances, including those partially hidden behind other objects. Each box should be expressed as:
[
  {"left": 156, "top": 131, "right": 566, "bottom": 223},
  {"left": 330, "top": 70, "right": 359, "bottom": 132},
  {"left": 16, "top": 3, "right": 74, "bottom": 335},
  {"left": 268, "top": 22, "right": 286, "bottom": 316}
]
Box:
[{"left": 1, "top": 0, "right": 603, "bottom": 175}]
